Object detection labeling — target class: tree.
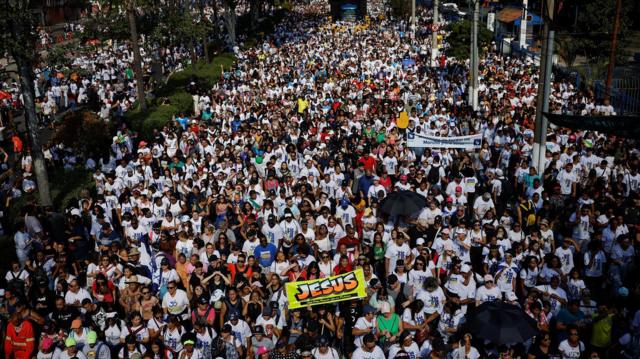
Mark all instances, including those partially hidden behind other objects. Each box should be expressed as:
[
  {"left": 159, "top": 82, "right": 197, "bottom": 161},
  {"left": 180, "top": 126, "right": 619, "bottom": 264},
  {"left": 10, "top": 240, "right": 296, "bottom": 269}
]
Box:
[
  {"left": 221, "top": 0, "right": 238, "bottom": 48},
  {"left": 445, "top": 20, "right": 493, "bottom": 60},
  {"left": 555, "top": 35, "right": 580, "bottom": 69},
  {"left": 0, "top": 0, "right": 53, "bottom": 206},
  {"left": 562, "top": 0, "right": 633, "bottom": 64},
  {"left": 249, "top": 0, "right": 263, "bottom": 31},
  {"left": 126, "top": 0, "right": 147, "bottom": 110}
]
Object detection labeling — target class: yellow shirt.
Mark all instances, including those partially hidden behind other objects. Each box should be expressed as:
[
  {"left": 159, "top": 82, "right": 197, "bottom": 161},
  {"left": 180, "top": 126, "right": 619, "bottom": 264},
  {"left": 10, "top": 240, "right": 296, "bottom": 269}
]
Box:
[{"left": 591, "top": 313, "right": 613, "bottom": 348}]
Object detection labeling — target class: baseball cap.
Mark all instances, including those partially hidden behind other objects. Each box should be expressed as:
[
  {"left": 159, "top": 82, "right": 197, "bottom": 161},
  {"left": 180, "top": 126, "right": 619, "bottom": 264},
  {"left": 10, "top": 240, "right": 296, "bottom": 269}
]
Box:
[
  {"left": 87, "top": 331, "right": 98, "bottom": 345},
  {"left": 380, "top": 302, "right": 392, "bottom": 313},
  {"left": 198, "top": 296, "right": 209, "bottom": 305},
  {"left": 416, "top": 237, "right": 425, "bottom": 245},
  {"left": 318, "top": 336, "right": 330, "bottom": 347},
  {"left": 484, "top": 274, "right": 494, "bottom": 282},
  {"left": 65, "top": 337, "right": 77, "bottom": 347},
  {"left": 221, "top": 324, "right": 232, "bottom": 333},
  {"left": 253, "top": 326, "right": 265, "bottom": 335},
  {"left": 364, "top": 305, "right": 376, "bottom": 314},
  {"left": 460, "top": 264, "right": 471, "bottom": 273}
]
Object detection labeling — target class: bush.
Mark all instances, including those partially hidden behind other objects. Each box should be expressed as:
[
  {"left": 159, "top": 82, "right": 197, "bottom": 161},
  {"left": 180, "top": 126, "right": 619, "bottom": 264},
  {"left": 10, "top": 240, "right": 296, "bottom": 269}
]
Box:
[
  {"left": 53, "top": 110, "right": 112, "bottom": 158},
  {"left": 127, "top": 52, "right": 235, "bottom": 138},
  {"left": 446, "top": 20, "right": 493, "bottom": 60},
  {"left": 141, "top": 105, "right": 179, "bottom": 136}
]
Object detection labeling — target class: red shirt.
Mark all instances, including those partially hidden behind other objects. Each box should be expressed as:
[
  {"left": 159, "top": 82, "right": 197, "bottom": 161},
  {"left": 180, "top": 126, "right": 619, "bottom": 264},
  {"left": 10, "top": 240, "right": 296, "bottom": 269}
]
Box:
[
  {"left": 332, "top": 263, "right": 354, "bottom": 275},
  {"left": 358, "top": 155, "right": 376, "bottom": 171}
]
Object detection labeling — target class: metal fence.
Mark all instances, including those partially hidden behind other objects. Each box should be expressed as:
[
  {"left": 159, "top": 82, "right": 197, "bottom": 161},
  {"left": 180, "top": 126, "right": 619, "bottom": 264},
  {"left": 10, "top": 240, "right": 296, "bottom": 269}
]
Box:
[{"left": 594, "top": 72, "right": 640, "bottom": 116}]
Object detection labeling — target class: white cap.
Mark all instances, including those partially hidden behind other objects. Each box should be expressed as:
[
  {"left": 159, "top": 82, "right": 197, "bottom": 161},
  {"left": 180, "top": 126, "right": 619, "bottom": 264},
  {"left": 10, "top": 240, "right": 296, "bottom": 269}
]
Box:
[
  {"left": 416, "top": 238, "right": 425, "bottom": 245},
  {"left": 460, "top": 264, "right": 472, "bottom": 273},
  {"left": 70, "top": 208, "right": 81, "bottom": 216},
  {"left": 443, "top": 242, "right": 454, "bottom": 251},
  {"left": 507, "top": 292, "right": 518, "bottom": 301}
]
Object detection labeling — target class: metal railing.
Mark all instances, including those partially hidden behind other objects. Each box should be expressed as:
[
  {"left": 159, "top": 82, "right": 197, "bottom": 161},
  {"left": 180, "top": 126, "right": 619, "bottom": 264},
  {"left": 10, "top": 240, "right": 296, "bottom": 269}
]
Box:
[{"left": 594, "top": 73, "right": 640, "bottom": 115}]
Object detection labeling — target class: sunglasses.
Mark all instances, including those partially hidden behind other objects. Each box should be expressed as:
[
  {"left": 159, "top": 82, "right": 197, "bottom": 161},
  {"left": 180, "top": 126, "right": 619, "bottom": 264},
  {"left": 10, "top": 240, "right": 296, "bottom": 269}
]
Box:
[
  {"left": 142, "top": 291, "right": 150, "bottom": 294},
  {"left": 168, "top": 286, "right": 176, "bottom": 289}
]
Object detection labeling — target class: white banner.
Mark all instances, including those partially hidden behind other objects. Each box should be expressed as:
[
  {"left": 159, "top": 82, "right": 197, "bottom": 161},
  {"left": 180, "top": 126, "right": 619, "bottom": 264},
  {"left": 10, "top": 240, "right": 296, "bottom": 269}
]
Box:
[
  {"left": 407, "top": 132, "right": 483, "bottom": 149},
  {"left": 487, "top": 13, "right": 495, "bottom": 32}
]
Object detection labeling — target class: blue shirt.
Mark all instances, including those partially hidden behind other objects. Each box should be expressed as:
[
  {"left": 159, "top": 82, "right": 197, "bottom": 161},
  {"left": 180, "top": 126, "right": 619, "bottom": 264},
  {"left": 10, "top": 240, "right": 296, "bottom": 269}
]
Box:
[{"left": 254, "top": 243, "right": 277, "bottom": 267}]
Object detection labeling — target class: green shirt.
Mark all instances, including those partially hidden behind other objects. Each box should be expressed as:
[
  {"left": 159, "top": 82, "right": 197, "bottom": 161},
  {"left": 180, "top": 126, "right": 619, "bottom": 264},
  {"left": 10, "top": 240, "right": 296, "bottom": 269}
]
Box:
[
  {"left": 591, "top": 314, "right": 613, "bottom": 348},
  {"left": 377, "top": 313, "right": 400, "bottom": 337}
]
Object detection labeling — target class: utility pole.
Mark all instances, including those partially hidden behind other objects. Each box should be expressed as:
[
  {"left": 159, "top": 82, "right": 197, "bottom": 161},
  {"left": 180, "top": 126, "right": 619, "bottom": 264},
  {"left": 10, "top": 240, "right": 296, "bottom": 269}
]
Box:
[
  {"left": 411, "top": 0, "right": 416, "bottom": 34},
  {"left": 605, "top": 0, "right": 622, "bottom": 100},
  {"left": 532, "top": 0, "right": 555, "bottom": 176},
  {"left": 431, "top": 0, "right": 439, "bottom": 66},
  {"left": 468, "top": 0, "right": 479, "bottom": 110},
  {"left": 519, "top": 0, "right": 528, "bottom": 49}
]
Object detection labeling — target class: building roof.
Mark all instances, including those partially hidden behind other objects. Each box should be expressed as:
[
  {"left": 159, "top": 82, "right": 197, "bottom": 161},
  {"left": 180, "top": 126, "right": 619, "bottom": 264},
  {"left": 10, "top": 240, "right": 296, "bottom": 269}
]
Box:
[{"left": 496, "top": 7, "right": 523, "bottom": 23}]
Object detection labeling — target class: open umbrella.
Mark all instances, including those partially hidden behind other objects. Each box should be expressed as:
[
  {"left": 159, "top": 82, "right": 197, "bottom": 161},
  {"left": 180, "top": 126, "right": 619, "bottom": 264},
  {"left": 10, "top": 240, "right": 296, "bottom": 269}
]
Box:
[
  {"left": 465, "top": 301, "right": 538, "bottom": 345},
  {"left": 0, "top": 90, "right": 12, "bottom": 101},
  {"left": 379, "top": 190, "right": 426, "bottom": 218}
]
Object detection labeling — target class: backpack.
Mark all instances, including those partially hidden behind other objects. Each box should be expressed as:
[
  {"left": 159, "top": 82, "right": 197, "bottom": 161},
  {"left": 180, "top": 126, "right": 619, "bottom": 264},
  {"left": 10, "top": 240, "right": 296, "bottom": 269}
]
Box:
[
  {"left": 86, "top": 342, "right": 105, "bottom": 359},
  {"left": 500, "top": 177, "right": 514, "bottom": 201},
  {"left": 194, "top": 307, "right": 212, "bottom": 327},
  {"left": 427, "top": 165, "right": 440, "bottom": 184},
  {"left": 7, "top": 270, "right": 26, "bottom": 295},
  {"left": 520, "top": 201, "right": 536, "bottom": 227}
]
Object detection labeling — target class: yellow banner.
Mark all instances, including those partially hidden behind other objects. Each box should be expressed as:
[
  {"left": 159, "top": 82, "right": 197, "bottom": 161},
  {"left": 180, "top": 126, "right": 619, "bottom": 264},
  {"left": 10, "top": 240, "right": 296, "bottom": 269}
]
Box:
[{"left": 285, "top": 269, "right": 367, "bottom": 309}]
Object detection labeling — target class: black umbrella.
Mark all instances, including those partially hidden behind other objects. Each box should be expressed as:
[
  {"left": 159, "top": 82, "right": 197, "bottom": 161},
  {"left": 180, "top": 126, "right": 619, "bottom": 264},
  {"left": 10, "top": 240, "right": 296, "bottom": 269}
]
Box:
[
  {"left": 379, "top": 190, "right": 426, "bottom": 217},
  {"left": 465, "top": 301, "right": 538, "bottom": 345}
]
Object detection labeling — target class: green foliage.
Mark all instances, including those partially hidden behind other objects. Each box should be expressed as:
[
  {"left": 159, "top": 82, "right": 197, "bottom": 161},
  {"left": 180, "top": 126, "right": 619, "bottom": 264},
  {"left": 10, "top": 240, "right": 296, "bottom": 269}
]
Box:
[
  {"left": 52, "top": 110, "right": 113, "bottom": 158},
  {"left": 127, "top": 53, "right": 236, "bottom": 138},
  {"left": 445, "top": 20, "right": 493, "bottom": 60},
  {"left": 46, "top": 43, "right": 76, "bottom": 69},
  {"left": 7, "top": 168, "right": 94, "bottom": 223},
  {"left": 572, "top": 0, "right": 633, "bottom": 64},
  {"left": 389, "top": 0, "right": 412, "bottom": 18},
  {"left": 555, "top": 35, "right": 580, "bottom": 69}
]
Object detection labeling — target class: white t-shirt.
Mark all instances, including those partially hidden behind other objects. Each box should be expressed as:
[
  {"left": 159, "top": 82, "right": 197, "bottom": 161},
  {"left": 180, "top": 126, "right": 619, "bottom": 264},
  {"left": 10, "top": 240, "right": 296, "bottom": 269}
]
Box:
[
  {"left": 385, "top": 242, "right": 411, "bottom": 274},
  {"left": 475, "top": 285, "right": 501, "bottom": 304},
  {"left": 353, "top": 316, "right": 376, "bottom": 347},
  {"left": 351, "top": 346, "right": 385, "bottom": 359},
  {"left": 558, "top": 339, "right": 585, "bottom": 359},
  {"left": 534, "top": 284, "right": 567, "bottom": 314},
  {"left": 162, "top": 289, "right": 190, "bottom": 318},
  {"left": 416, "top": 287, "right": 445, "bottom": 314}
]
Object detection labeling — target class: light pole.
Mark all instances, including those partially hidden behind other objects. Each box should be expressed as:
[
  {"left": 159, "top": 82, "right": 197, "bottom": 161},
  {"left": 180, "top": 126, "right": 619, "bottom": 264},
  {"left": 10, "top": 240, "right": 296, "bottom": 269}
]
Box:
[
  {"left": 532, "top": 0, "right": 555, "bottom": 176},
  {"left": 468, "top": 0, "right": 479, "bottom": 110},
  {"left": 431, "top": 0, "right": 439, "bottom": 66},
  {"left": 519, "top": 0, "right": 528, "bottom": 49}
]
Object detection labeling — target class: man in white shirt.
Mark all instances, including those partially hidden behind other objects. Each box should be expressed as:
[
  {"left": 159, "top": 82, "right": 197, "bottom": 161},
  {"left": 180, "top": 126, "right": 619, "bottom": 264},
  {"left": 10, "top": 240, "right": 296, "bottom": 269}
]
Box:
[
  {"left": 475, "top": 274, "right": 501, "bottom": 306},
  {"left": 65, "top": 279, "right": 92, "bottom": 308},
  {"left": 533, "top": 276, "right": 568, "bottom": 315},
  {"left": 556, "top": 163, "right": 577, "bottom": 197},
  {"left": 351, "top": 333, "right": 385, "bottom": 359},
  {"left": 385, "top": 235, "right": 412, "bottom": 276},
  {"left": 472, "top": 192, "right": 495, "bottom": 220},
  {"left": 352, "top": 305, "right": 378, "bottom": 347},
  {"left": 162, "top": 281, "right": 190, "bottom": 320}
]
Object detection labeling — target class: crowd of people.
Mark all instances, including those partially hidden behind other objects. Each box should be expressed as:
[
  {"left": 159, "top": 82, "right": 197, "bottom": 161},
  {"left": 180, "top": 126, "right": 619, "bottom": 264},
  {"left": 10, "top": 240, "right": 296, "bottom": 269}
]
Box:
[{"left": 2, "top": 1, "right": 640, "bottom": 359}]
